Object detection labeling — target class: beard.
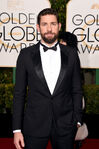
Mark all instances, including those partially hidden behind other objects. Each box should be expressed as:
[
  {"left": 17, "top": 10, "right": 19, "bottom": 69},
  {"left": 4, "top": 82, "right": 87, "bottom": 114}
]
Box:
[{"left": 40, "top": 31, "right": 59, "bottom": 44}]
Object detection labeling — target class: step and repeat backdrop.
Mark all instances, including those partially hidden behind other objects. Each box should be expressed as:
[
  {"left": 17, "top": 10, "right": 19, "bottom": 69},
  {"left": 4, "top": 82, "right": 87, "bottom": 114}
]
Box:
[
  {"left": 0, "top": 0, "right": 50, "bottom": 67},
  {"left": 0, "top": 0, "right": 99, "bottom": 68}
]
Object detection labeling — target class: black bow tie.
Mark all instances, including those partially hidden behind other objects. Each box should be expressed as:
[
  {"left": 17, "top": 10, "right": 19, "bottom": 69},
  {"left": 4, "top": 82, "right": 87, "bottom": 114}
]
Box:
[{"left": 40, "top": 42, "right": 58, "bottom": 52}]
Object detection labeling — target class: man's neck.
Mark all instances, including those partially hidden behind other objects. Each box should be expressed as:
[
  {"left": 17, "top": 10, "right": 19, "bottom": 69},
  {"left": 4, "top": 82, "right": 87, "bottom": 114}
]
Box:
[{"left": 41, "top": 40, "right": 58, "bottom": 47}]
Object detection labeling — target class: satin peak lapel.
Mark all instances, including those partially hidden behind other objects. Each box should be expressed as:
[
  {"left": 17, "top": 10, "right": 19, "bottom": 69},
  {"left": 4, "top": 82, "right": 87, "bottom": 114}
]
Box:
[{"left": 53, "top": 45, "right": 68, "bottom": 95}]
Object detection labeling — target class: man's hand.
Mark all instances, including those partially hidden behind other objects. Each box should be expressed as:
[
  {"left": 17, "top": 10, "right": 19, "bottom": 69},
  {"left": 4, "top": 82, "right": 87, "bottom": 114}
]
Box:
[
  {"left": 77, "top": 123, "right": 81, "bottom": 128},
  {"left": 14, "top": 132, "right": 25, "bottom": 149}
]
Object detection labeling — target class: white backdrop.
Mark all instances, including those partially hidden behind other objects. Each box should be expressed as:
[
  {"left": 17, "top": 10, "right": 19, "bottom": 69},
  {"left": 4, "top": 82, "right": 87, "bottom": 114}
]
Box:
[
  {"left": 66, "top": 0, "right": 99, "bottom": 68},
  {"left": 0, "top": 0, "right": 50, "bottom": 67}
]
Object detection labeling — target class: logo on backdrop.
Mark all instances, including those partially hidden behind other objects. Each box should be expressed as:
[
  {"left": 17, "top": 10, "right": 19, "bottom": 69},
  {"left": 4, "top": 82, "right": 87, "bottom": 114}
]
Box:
[
  {"left": 0, "top": 12, "right": 39, "bottom": 53},
  {"left": 72, "top": 13, "right": 99, "bottom": 54},
  {"left": 66, "top": 0, "right": 99, "bottom": 68}
]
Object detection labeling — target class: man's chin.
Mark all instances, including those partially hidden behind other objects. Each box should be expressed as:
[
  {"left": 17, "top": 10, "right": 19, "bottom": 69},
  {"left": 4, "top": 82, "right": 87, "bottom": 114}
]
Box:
[{"left": 42, "top": 38, "right": 55, "bottom": 44}]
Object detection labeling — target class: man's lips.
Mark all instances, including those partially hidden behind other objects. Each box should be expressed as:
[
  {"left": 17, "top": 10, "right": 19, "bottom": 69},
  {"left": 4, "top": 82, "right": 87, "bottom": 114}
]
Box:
[
  {"left": 45, "top": 33, "right": 54, "bottom": 37},
  {"left": 45, "top": 32, "right": 54, "bottom": 35}
]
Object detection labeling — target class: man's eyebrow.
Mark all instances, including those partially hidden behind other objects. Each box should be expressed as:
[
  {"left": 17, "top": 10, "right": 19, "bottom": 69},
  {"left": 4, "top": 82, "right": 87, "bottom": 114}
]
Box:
[{"left": 51, "top": 22, "right": 57, "bottom": 23}]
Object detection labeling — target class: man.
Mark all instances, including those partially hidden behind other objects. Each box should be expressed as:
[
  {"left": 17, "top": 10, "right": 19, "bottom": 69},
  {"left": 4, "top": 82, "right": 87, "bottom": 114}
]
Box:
[{"left": 13, "top": 8, "right": 83, "bottom": 149}]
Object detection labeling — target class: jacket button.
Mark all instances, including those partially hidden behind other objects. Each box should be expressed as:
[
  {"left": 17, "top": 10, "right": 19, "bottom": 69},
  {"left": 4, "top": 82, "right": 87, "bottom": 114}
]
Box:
[{"left": 51, "top": 97, "right": 53, "bottom": 100}]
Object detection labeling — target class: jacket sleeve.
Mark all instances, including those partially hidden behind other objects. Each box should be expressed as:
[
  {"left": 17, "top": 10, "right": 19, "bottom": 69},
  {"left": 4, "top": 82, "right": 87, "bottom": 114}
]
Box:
[
  {"left": 72, "top": 51, "right": 83, "bottom": 124},
  {"left": 13, "top": 49, "right": 27, "bottom": 130}
]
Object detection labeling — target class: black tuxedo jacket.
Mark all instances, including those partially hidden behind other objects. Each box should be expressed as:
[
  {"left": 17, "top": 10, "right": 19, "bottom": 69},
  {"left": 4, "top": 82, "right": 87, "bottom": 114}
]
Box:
[{"left": 13, "top": 42, "right": 83, "bottom": 137}]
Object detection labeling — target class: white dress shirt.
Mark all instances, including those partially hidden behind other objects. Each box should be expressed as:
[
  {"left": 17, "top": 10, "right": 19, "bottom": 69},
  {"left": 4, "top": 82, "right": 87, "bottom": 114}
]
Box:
[{"left": 40, "top": 43, "right": 61, "bottom": 94}]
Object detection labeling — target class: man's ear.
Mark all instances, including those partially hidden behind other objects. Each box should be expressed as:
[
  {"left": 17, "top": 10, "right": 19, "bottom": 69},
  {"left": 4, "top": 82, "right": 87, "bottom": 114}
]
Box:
[
  {"left": 59, "top": 23, "right": 61, "bottom": 31},
  {"left": 36, "top": 24, "right": 40, "bottom": 32}
]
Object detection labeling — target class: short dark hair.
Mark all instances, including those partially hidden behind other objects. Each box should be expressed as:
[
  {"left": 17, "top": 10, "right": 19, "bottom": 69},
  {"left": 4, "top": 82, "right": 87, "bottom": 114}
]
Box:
[
  {"left": 37, "top": 8, "right": 59, "bottom": 25},
  {"left": 59, "top": 31, "right": 78, "bottom": 48}
]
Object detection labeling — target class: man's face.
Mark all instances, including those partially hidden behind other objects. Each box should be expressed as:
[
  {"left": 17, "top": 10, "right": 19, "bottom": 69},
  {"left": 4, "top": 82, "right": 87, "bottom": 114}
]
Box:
[{"left": 37, "top": 15, "right": 61, "bottom": 45}]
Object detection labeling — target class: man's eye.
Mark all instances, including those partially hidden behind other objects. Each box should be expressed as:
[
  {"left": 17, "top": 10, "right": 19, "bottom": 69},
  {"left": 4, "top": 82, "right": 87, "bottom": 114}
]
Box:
[
  {"left": 52, "top": 22, "right": 57, "bottom": 25},
  {"left": 41, "top": 23, "right": 47, "bottom": 26}
]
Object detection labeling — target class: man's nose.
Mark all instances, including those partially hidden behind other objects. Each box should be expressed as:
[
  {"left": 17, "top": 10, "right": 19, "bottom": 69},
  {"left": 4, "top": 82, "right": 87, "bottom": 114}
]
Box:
[{"left": 47, "top": 24, "right": 52, "bottom": 31}]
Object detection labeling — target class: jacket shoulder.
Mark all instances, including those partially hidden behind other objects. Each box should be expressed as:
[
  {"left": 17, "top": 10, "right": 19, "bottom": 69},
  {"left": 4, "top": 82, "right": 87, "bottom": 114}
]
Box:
[
  {"left": 60, "top": 43, "right": 78, "bottom": 56},
  {"left": 16, "top": 43, "right": 39, "bottom": 64},
  {"left": 20, "top": 43, "right": 39, "bottom": 55}
]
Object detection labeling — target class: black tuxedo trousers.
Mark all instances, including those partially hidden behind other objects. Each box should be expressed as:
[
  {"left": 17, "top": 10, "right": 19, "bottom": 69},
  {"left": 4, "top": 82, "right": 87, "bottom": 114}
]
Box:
[
  {"left": 13, "top": 42, "right": 83, "bottom": 139},
  {"left": 24, "top": 118, "right": 77, "bottom": 149}
]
